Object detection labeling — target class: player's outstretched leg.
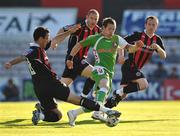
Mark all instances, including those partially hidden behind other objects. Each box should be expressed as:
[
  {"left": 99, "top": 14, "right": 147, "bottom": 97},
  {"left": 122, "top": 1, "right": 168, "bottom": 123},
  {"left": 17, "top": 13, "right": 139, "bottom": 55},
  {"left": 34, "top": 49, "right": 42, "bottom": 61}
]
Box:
[
  {"left": 104, "top": 89, "right": 123, "bottom": 108},
  {"left": 81, "top": 78, "right": 95, "bottom": 97},
  {"left": 67, "top": 110, "right": 77, "bottom": 126}
]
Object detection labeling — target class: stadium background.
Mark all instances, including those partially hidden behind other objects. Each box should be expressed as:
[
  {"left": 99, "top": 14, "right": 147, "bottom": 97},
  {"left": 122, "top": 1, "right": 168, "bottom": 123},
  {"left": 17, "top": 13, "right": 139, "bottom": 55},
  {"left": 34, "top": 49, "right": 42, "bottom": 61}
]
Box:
[{"left": 0, "top": 0, "right": 179, "bottom": 101}]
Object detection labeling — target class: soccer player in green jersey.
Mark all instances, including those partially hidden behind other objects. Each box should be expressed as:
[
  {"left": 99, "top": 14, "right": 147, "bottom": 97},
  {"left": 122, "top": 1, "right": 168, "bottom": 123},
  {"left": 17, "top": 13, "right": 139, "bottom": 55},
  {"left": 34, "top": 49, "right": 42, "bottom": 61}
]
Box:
[{"left": 66, "top": 17, "right": 143, "bottom": 126}]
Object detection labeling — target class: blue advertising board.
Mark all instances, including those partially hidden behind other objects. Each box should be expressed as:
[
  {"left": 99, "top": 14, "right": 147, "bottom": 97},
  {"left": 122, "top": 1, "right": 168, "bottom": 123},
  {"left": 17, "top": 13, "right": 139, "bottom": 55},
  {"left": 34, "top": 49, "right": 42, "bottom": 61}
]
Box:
[{"left": 121, "top": 10, "right": 180, "bottom": 36}]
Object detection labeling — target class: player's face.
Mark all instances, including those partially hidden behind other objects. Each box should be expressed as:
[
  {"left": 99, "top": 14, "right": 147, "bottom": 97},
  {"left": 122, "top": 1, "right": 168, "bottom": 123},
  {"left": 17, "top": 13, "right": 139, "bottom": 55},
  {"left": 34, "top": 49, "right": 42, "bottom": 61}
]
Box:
[
  {"left": 86, "top": 13, "right": 99, "bottom": 28},
  {"left": 42, "top": 33, "right": 50, "bottom": 48},
  {"left": 145, "top": 18, "right": 158, "bottom": 35},
  {"left": 102, "top": 23, "right": 116, "bottom": 37}
]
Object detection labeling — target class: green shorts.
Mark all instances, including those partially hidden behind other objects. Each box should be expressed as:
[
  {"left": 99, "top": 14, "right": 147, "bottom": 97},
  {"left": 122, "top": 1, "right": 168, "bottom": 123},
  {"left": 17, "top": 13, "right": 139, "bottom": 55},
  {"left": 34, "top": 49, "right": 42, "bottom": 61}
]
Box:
[{"left": 91, "top": 66, "right": 112, "bottom": 94}]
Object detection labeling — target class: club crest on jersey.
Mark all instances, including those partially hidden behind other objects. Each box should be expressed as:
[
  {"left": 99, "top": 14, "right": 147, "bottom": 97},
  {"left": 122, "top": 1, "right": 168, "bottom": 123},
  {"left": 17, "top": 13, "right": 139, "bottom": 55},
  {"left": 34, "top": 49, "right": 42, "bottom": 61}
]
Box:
[
  {"left": 81, "top": 59, "right": 86, "bottom": 64},
  {"left": 136, "top": 72, "right": 141, "bottom": 77}
]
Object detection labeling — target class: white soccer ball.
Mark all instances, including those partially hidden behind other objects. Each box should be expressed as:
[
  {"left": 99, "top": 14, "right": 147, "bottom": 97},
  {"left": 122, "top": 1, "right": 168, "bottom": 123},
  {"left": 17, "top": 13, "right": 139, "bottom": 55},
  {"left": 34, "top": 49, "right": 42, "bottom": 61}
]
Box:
[{"left": 106, "top": 116, "right": 120, "bottom": 127}]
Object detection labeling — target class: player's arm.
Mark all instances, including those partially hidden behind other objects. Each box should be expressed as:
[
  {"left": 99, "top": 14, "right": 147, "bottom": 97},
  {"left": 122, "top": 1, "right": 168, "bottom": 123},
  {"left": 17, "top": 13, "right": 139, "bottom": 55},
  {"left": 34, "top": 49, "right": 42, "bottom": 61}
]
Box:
[
  {"left": 56, "top": 28, "right": 65, "bottom": 35},
  {"left": 151, "top": 43, "right": 166, "bottom": 59},
  {"left": 117, "top": 48, "right": 125, "bottom": 64},
  {"left": 51, "top": 24, "right": 81, "bottom": 49},
  {"left": 66, "top": 35, "right": 94, "bottom": 69},
  {"left": 126, "top": 40, "right": 144, "bottom": 53},
  {"left": 118, "top": 35, "right": 143, "bottom": 53},
  {"left": 4, "top": 55, "right": 26, "bottom": 69},
  {"left": 66, "top": 43, "right": 83, "bottom": 69}
]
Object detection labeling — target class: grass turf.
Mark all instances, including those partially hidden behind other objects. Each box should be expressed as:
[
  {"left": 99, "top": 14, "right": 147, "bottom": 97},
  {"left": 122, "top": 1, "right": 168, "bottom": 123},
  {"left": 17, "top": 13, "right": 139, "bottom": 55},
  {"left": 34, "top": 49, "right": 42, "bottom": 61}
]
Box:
[{"left": 0, "top": 101, "right": 180, "bottom": 136}]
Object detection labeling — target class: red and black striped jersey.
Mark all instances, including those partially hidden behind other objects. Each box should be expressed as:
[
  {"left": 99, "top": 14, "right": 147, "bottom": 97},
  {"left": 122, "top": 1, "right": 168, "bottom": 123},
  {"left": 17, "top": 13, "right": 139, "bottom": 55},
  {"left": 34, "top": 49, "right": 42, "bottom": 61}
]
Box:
[
  {"left": 124, "top": 31, "right": 165, "bottom": 69},
  {"left": 23, "top": 42, "right": 57, "bottom": 80},
  {"left": 65, "top": 21, "right": 101, "bottom": 61}
]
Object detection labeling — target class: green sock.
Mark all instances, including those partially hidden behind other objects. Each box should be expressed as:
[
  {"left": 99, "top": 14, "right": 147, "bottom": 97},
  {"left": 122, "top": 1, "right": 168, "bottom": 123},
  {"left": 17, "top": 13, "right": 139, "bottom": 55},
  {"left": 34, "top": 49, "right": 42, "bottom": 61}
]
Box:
[
  {"left": 96, "top": 91, "right": 106, "bottom": 103},
  {"left": 82, "top": 107, "right": 92, "bottom": 112}
]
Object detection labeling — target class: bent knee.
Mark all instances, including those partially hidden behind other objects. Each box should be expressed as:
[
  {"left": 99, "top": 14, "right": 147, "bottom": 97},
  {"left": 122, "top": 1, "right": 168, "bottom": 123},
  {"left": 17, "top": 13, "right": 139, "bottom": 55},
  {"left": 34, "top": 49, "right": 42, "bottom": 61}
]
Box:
[
  {"left": 57, "top": 111, "right": 62, "bottom": 121},
  {"left": 51, "top": 109, "right": 63, "bottom": 122},
  {"left": 139, "top": 82, "right": 149, "bottom": 90}
]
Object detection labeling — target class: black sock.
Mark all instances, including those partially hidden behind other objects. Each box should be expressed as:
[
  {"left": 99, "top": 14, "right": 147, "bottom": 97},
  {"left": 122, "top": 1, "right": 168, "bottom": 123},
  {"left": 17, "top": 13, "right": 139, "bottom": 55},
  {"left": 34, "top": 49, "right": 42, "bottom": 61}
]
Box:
[
  {"left": 43, "top": 111, "right": 61, "bottom": 122},
  {"left": 123, "top": 82, "right": 140, "bottom": 94},
  {"left": 104, "top": 90, "right": 122, "bottom": 108},
  {"left": 80, "top": 97, "right": 100, "bottom": 111},
  {"left": 82, "top": 78, "right": 95, "bottom": 96}
]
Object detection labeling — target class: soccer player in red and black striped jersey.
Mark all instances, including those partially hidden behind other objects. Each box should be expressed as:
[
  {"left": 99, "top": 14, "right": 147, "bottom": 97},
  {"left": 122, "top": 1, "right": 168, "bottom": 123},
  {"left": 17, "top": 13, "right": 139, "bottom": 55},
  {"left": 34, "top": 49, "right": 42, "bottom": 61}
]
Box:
[
  {"left": 4, "top": 26, "right": 120, "bottom": 126},
  {"left": 54, "top": 9, "right": 101, "bottom": 97},
  {"left": 105, "top": 16, "right": 167, "bottom": 108}
]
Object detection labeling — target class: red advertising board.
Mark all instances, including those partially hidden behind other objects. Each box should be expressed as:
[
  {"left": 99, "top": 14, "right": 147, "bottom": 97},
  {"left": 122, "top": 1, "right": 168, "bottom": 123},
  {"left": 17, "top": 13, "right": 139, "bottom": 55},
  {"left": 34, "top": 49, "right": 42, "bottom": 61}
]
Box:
[
  {"left": 163, "top": 79, "right": 180, "bottom": 100},
  {"left": 41, "top": 0, "right": 102, "bottom": 18}
]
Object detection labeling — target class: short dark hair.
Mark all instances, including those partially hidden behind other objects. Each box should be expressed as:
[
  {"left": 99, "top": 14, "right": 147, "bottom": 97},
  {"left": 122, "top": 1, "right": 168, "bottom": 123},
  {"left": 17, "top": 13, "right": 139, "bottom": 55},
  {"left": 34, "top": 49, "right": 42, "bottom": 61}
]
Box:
[
  {"left": 87, "top": 9, "right": 99, "bottom": 16},
  {"left": 33, "top": 27, "right": 50, "bottom": 41},
  {"left": 145, "top": 16, "right": 159, "bottom": 24},
  {"left": 102, "top": 17, "right": 116, "bottom": 28}
]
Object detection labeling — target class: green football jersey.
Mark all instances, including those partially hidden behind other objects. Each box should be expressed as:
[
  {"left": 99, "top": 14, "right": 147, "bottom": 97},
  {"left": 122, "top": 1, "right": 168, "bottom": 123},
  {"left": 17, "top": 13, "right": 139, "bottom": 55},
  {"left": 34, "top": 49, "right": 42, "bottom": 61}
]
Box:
[{"left": 80, "top": 33, "right": 128, "bottom": 76}]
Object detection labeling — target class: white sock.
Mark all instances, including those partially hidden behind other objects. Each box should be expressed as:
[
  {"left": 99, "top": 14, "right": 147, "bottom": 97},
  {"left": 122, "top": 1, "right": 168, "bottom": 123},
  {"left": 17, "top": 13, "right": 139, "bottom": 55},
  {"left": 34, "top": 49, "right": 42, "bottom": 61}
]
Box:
[
  {"left": 116, "top": 88, "right": 124, "bottom": 96},
  {"left": 73, "top": 107, "right": 85, "bottom": 116},
  {"left": 99, "top": 105, "right": 110, "bottom": 113},
  {"left": 81, "top": 93, "right": 87, "bottom": 98},
  {"left": 39, "top": 112, "right": 45, "bottom": 120}
]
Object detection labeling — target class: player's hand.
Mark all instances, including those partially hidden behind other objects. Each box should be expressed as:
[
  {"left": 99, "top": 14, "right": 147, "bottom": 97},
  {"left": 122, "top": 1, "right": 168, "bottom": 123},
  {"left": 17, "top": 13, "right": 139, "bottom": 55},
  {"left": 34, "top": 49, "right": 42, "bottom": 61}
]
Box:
[
  {"left": 51, "top": 42, "right": 58, "bottom": 50},
  {"left": 4, "top": 62, "right": 12, "bottom": 69},
  {"left": 118, "top": 55, "right": 125, "bottom": 64},
  {"left": 66, "top": 60, "right": 73, "bottom": 69},
  {"left": 135, "top": 40, "right": 144, "bottom": 48},
  {"left": 150, "top": 43, "right": 159, "bottom": 50},
  {"left": 69, "top": 24, "right": 81, "bottom": 34}
]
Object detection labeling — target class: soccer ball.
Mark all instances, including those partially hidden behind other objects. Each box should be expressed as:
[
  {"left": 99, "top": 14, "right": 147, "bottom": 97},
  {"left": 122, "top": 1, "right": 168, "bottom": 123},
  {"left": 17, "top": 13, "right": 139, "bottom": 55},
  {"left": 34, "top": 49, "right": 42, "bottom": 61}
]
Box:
[{"left": 106, "top": 116, "right": 120, "bottom": 127}]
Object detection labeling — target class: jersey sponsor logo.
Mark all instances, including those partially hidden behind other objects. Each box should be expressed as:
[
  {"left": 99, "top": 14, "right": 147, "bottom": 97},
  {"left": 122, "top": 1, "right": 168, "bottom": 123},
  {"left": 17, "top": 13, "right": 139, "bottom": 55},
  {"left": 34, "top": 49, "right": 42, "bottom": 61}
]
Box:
[{"left": 97, "top": 48, "right": 116, "bottom": 53}]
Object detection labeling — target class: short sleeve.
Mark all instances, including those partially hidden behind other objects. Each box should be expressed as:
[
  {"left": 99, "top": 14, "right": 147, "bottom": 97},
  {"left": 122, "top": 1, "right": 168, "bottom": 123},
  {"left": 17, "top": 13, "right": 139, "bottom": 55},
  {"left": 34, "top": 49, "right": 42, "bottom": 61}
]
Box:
[
  {"left": 79, "top": 35, "right": 95, "bottom": 48},
  {"left": 117, "top": 35, "right": 128, "bottom": 49},
  {"left": 124, "top": 31, "right": 141, "bottom": 43},
  {"left": 157, "top": 36, "right": 165, "bottom": 51},
  {"left": 23, "top": 48, "right": 39, "bottom": 60}
]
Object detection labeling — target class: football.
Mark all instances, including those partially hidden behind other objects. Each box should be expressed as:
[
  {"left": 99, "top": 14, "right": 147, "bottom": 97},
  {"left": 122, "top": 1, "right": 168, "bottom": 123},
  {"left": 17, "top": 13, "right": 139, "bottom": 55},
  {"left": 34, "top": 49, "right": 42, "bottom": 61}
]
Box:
[{"left": 106, "top": 116, "right": 120, "bottom": 127}]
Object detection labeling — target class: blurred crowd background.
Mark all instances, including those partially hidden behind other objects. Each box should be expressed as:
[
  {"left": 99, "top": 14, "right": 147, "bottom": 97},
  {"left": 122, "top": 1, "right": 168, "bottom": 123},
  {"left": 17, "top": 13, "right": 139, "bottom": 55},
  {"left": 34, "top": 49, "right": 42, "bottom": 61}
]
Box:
[{"left": 0, "top": 0, "right": 179, "bottom": 101}]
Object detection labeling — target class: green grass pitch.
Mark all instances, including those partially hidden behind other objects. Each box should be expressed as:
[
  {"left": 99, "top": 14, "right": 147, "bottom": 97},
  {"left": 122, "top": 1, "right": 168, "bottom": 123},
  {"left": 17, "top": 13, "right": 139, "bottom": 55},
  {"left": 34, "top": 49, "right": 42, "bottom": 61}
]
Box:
[{"left": 0, "top": 101, "right": 180, "bottom": 136}]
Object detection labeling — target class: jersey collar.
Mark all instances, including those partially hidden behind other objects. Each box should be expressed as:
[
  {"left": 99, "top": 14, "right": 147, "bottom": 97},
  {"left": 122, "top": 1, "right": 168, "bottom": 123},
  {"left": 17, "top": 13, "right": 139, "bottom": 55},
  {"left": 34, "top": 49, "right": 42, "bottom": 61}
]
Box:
[
  {"left": 144, "top": 30, "right": 155, "bottom": 38},
  {"left": 29, "top": 42, "right": 40, "bottom": 47}
]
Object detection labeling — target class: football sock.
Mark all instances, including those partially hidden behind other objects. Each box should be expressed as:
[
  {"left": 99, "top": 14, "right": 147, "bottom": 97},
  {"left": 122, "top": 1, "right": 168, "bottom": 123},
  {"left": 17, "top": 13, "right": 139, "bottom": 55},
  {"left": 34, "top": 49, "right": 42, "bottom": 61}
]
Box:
[
  {"left": 73, "top": 107, "right": 86, "bottom": 116},
  {"left": 80, "top": 97, "right": 100, "bottom": 111},
  {"left": 104, "top": 89, "right": 123, "bottom": 108},
  {"left": 123, "top": 82, "right": 140, "bottom": 94},
  {"left": 96, "top": 88, "right": 108, "bottom": 103},
  {"left": 81, "top": 78, "right": 95, "bottom": 97},
  {"left": 79, "top": 96, "right": 111, "bottom": 114}
]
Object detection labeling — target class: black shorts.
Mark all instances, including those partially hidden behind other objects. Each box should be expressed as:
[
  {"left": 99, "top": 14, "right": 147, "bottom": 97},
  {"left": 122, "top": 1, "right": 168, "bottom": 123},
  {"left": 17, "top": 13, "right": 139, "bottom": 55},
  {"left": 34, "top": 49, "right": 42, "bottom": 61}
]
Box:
[
  {"left": 62, "top": 58, "right": 90, "bottom": 80},
  {"left": 120, "top": 59, "right": 145, "bottom": 85},
  {"left": 32, "top": 78, "right": 70, "bottom": 110}
]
